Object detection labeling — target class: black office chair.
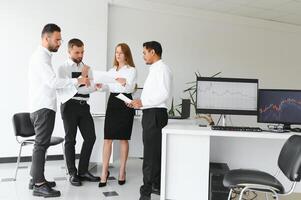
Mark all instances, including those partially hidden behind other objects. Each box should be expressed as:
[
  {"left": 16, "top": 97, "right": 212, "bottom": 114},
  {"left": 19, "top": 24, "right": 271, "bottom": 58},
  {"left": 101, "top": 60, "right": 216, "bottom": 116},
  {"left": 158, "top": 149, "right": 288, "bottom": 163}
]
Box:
[
  {"left": 12, "top": 112, "right": 67, "bottom": 180},
  {"left": 223, "top": 135, "right": 301, "bottom": 200}
]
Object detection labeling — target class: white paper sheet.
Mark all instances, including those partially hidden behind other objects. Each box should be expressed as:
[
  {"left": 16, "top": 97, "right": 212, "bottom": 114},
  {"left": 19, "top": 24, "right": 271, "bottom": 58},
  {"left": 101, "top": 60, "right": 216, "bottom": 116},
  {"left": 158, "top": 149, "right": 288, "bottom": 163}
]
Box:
[
  {"left": 93, "top": 70, "right": 116, "bottom": 84},
  {"left": 116, "top": 93, "right": 132, "bottom": 104}
]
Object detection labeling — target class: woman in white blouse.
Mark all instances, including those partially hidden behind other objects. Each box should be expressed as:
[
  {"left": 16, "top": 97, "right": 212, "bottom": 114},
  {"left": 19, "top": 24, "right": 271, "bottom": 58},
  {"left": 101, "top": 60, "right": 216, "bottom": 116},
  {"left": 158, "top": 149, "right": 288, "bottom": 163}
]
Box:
[{"left": 99, "top": 43, "right": 137, "bottom": 187}]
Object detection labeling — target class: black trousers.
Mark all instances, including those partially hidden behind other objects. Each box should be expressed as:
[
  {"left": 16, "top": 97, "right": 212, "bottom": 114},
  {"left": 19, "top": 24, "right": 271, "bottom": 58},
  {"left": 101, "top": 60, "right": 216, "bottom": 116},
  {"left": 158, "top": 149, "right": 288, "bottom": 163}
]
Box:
[
  {"left": 140, "top": 108, "right": 168, "bottom": 197},
  {"left": 30, "top": 108, "right": 56, "bottom": 183},
  {"left": 61, "top": 99, "right": 96, "bottom": 175}
]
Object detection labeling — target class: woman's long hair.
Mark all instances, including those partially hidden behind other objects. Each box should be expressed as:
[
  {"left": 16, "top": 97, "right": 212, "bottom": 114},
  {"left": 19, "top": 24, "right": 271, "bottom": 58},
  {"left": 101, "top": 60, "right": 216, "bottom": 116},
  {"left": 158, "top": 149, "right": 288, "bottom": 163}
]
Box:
[{"left": 113, "top": 43, "right": 135, "bottom": 68}]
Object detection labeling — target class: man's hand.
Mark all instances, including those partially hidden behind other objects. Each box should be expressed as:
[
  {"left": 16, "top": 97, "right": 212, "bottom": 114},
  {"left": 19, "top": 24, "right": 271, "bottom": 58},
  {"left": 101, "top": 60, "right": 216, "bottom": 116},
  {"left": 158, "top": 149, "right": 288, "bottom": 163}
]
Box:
[
  {"left": 130, "top": 99, "right": 142, "bottom": 109},
  {"left": 95, "top": 83, "right": 102, "bottom": 90},
  {"left": 116, "top": 78, "right": 126, "bottom": 86},
  {"left": 81, "top": 65, "right": 90, "bottom": 77},
  {"left": 77, "top": 77, "right": 90, "bottom": 86},
  {"left": 126, "top": 102, "right": 133, "bottom": 108}
]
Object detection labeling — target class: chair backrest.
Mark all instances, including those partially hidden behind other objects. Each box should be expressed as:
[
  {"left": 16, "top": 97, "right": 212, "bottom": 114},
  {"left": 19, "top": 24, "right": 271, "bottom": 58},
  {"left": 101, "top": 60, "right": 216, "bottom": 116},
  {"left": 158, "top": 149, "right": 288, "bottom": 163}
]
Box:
[
  {"left": 278, "top": 135, "right": 301, "bottom": 182},
  {"left": 12, "top": 113, "right": 35, "bottom": 137}
]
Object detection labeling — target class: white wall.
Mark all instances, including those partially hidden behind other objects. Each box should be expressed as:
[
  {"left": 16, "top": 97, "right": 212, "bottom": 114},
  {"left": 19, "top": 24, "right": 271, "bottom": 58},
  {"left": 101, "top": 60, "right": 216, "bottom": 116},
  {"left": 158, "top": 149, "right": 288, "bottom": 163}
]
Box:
[
  {"left": 2, "top": 0, "right": 301, "bottom": 160},
  {"left": 108, "top": 0, "right": 301, "bottom": 127},
  {"left": 108, "top": 0, "right": 301, "bottom": 191},
  {"left": 0, "top": 0, "right": 108, "bottom": 157}
]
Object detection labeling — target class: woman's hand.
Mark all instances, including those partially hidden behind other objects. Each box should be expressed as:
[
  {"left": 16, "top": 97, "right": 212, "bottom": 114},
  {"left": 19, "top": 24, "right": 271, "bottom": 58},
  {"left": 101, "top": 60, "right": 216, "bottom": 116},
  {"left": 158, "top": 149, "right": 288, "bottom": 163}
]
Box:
[
  {"left": 125, "top": 102, "right": 134, "bottom": 108},
  {"left": 95, "top": 83, "right": 102, "bottom": 90},
  {"left": 116, "top": 78, "right": 126, "bottom": 86}
]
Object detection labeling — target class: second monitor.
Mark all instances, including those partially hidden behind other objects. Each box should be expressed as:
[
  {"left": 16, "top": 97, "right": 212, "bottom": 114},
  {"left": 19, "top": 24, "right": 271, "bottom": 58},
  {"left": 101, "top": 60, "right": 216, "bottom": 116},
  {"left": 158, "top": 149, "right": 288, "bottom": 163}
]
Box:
[
  {"left": 258, "top": 89, "right": 301, "bottom": 131},
  {"left": 196, "top": 77, "right": 258, "bottom": 115}
]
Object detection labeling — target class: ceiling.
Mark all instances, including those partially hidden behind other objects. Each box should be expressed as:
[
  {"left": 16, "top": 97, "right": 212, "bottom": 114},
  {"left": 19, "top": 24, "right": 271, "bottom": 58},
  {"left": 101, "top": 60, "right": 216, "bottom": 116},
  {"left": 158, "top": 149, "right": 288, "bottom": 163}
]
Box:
[{"left": 147, "top": 0, "right": 301, "bottom": 26}]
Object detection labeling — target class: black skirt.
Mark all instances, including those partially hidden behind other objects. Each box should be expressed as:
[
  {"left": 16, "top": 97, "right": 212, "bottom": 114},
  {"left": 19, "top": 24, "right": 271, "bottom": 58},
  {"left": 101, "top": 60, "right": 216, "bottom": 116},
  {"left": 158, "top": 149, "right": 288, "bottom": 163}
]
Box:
[{"left": 104, "top": 93, "right": 135, "bottom": 140}]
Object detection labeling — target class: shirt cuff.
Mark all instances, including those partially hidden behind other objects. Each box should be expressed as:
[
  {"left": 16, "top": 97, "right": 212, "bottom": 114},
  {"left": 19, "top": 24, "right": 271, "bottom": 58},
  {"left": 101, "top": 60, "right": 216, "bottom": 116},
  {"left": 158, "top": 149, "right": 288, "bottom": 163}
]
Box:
[
  {"left": 95, "top": 85, "right": 101, "bottom": 91},
  {"left": 71, "top": 78, "right": 78, "bottom": 86}
]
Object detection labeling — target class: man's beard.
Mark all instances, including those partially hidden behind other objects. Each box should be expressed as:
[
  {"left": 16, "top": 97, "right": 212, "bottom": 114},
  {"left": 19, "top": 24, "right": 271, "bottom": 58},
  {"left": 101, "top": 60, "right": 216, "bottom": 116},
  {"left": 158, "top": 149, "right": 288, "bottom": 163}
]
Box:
[
  {"left": 48, "top": 44, "right": 59, "bottom": 52},
  {"left": 71, "top": 57, "right": 82, "bottom": 64}
]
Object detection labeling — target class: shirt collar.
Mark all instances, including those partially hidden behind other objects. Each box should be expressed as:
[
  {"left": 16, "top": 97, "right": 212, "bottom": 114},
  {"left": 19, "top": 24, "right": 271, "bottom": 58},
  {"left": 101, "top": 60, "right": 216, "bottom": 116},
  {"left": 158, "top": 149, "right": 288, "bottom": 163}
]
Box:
[
  {"left": 150, "top": 59, "right": 163, "bottom": 68},
  {"left": 67, "top": 58, "right": 82, "bottom": 67},
  {"left": 114, "top": 65, "right": 128, "bottom": 71},
  {"left": 39, "top": 45, "right": 52, "bottom": 57}
]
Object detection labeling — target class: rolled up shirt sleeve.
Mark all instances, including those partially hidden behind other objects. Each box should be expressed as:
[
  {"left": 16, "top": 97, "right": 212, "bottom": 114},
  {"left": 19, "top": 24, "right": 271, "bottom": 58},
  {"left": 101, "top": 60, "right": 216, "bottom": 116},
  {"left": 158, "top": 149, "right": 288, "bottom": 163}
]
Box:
[{"left": 44, "top": 61, "right": 77, "bottom": 89}]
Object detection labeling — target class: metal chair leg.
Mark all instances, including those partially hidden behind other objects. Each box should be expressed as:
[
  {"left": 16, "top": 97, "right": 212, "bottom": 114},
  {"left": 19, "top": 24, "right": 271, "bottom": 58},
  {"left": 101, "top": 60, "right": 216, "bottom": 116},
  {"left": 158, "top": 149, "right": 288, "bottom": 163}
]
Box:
[
  {"left": 227, "top": 188, "right": 233, "bottom": 200},
  {"left": 62, "top": 143, "right": 68, "bottom": 175},
  {"left": 272, "top": 193, "right": 279, "bottom": 200},
  {"left": 14, "top": 143, "right": 24, "bottom": 181},
  {"left": 239, "top": 187, "right": 248, "bottom": 200}
]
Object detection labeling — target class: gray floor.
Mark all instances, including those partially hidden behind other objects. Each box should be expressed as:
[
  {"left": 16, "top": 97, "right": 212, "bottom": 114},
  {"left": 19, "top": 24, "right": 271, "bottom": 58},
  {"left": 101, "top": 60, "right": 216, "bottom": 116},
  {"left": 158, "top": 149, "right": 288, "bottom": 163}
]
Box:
[
  {"left": 0, "top": 158, "right": 300, "bottom": 200},
  {"left": 0, "top": 158, "right": 159, "bottom": 200},
  {"left": 232, "top": 191, "right": 301, "bottom": 200}
]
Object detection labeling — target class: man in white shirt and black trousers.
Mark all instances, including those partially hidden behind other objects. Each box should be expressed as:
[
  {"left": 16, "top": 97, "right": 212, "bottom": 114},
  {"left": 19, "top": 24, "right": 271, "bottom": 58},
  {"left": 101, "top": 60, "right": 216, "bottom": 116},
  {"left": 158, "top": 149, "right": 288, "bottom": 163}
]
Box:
[
  {"left": 130, "top": 41, "right": 173, "bottom": 200},
  {"left": 57, "top": 38, "right": 101, "bottom": 186},
  {"left": 28, "top": 24, "right": 90, "bottom": 198}
]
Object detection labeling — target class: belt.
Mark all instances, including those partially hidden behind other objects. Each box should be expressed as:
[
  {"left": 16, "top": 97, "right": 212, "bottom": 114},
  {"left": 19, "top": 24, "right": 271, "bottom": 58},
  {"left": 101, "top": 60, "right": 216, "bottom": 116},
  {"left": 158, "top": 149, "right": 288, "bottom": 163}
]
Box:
[
  {"left": 70, "top": 99, "right": 87, "bottom": 105},
  {"left": 142, "top": 108, "right": 167, "bottom": 113}
]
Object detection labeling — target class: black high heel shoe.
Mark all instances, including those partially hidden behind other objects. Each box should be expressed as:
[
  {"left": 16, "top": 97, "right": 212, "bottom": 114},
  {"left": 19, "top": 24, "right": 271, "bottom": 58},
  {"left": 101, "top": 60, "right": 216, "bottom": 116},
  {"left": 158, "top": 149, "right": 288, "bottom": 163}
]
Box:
[
  {"left": 98, "top": 171, "right": 110, "bottom": 187},
  {"left": 118, "top": 172, "right": 126, "bottom": 185}
]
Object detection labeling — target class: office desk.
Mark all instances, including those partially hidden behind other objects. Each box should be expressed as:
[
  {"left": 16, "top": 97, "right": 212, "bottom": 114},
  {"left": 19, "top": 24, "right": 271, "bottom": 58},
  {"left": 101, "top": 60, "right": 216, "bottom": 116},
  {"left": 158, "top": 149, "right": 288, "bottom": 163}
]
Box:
[
  {"left": 161, "top": 121, "right": 295, "bottom": 200},
  {"left": 90, "top": 115, "right": 143, "bottom": 164}
]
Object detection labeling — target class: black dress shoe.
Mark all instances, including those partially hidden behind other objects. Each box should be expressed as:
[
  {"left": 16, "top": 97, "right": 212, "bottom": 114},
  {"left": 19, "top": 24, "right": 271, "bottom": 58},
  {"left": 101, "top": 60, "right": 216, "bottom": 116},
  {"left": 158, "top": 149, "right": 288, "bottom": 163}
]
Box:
[
  {"left": 33, "top": 183, "right": 61, "bottom": 198},
  {"left": 98, "top": 171, "right": 110, "bottom": 187},
  {"left": 118, "top": 172, "right": 126, "bottom": 185},
  {"left": 29, "top": 179, "right": 56, "bottom": 190},
  {"left": 118, "top": 179, "right": 126, "bottom": 185},
  {"left": 79, "top": 172, "right": 100, "bottom": 182},
  {"left": 69, "top": 174, "right": 82, "bottom": 186},
  {"left": 139, "top": 195, "right": 151, "bottom": 200}
]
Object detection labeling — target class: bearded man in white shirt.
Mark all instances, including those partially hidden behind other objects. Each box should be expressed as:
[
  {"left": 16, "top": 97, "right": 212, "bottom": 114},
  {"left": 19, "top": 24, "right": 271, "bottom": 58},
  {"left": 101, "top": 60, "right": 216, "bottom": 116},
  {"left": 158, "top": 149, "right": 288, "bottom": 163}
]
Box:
[
  {"left": 57, "top": 38, "right": 101, "bottom": 186},
  {"left": 130, "top": 41, "right": 172, "bottom": 200},
  {"left": 28, "top": 24, "right": 89, "bottom": 198}
]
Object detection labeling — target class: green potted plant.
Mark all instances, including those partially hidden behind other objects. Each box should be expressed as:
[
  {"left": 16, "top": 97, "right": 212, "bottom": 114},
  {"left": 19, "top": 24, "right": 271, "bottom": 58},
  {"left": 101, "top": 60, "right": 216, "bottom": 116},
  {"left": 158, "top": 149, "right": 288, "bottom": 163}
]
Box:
[
  {"left": 183, "top": 71, "right": 221, "bottom": 125},
  {"left": 168, "top": 98, "right": 176, "bottom": 116}
]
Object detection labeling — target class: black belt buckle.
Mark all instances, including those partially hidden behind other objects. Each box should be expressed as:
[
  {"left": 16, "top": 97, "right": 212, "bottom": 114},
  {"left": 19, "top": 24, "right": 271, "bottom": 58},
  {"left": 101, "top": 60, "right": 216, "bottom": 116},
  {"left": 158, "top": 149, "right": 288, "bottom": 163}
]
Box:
[{"left": 79, "top": 100, "right": 86, "bottom": 105}]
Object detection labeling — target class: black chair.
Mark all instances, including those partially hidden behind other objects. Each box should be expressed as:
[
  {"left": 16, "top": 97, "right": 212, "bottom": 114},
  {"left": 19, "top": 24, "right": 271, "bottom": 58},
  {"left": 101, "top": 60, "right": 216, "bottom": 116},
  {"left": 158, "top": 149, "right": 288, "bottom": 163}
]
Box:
[
  {"left": 12, "top": 112, "right": 67, "bottom": 180},
  {"left": 223, "top": 135, "right": 301, "bottom": 200}
]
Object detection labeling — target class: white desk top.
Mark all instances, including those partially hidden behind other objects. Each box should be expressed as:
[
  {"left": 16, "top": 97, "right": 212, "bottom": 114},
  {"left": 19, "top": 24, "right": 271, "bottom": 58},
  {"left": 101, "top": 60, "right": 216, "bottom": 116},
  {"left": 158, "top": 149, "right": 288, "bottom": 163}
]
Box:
[{"left": 163, "top": 120, "right": 296, "bottom": 140}]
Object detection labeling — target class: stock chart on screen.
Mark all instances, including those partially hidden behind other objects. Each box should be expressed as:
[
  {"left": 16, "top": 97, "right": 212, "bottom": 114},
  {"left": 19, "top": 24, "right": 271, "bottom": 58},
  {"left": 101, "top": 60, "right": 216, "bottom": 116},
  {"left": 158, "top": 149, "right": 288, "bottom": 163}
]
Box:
[{"left": 258, "top": 90, "right": 301, "bottom": 124}]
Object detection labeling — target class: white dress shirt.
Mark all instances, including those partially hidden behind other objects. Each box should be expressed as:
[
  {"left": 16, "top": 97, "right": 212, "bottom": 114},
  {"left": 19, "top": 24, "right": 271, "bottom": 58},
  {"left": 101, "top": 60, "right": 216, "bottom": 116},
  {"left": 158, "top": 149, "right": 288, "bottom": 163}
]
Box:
[
  {"left": 103, "top": 65, "right": 137, "bottom": 94},
  {"left": 57, "top": 58, "right": 97, "bottom": 102},
  {"left": 141, "top": 60, "right": 173, "bottom": 109},
  {"left": 28, "top": 46, "right": 78, "bottom": 113}
]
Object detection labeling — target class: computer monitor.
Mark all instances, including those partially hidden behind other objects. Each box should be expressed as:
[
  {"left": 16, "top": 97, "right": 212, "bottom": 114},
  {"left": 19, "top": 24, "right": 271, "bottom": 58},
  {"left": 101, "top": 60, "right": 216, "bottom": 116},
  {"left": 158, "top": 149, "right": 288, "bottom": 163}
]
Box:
[
  {"left": 258, "top": 89, "right": 301, "bottom": 130},
  {"left": 196, "top": 77, "right": 258, "bottom": 115}
]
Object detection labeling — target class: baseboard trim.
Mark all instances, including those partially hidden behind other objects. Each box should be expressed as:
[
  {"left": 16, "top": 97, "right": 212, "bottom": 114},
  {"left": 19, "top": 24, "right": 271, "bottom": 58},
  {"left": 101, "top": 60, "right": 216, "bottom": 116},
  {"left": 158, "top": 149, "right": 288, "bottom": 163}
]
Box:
[{"left": 0, "top": 154, "right": 80, "bottom": 164}]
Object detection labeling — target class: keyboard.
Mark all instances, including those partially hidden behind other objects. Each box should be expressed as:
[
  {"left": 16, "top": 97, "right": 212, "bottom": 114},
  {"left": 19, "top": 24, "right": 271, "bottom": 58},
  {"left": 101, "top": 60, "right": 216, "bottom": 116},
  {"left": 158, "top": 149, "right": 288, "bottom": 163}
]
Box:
[{"left": 211, "top": 125, "right": 262, "bottom": 132}]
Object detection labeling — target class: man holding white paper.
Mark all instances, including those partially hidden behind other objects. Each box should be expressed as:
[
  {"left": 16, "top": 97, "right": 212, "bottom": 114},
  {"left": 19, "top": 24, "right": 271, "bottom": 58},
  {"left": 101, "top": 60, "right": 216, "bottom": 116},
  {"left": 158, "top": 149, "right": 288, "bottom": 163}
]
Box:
[
  {"left": 130, "top": 41, "right": 172, "bottom": 200},
  {"left": 57, "top": 38, "right": 101, "bottom": 186}
]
